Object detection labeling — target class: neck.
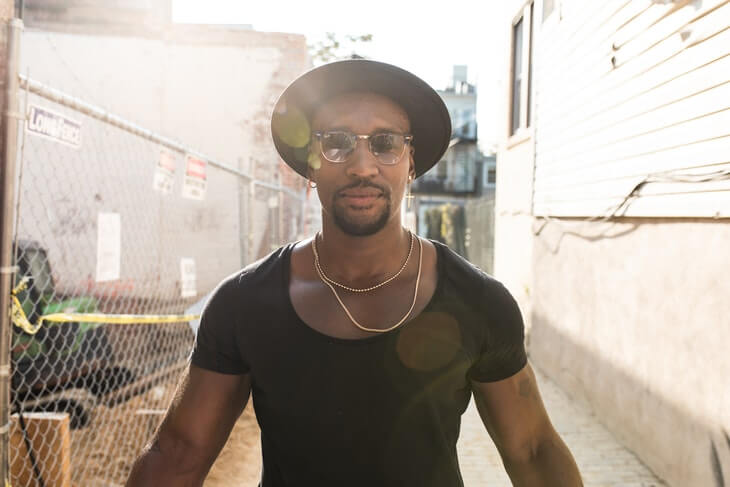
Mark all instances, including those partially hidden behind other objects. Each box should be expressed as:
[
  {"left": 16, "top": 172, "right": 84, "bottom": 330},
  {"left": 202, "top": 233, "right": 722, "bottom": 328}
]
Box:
[{"left": 316, "top": 216, "right": 412, "bottom": 287}]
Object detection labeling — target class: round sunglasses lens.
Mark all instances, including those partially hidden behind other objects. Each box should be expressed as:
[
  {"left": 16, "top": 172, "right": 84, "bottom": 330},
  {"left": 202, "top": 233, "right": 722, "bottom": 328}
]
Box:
[
  {"left": 371, "top": 134, "right": 404, "bottom": 164},
  {"left": 321, "top": 132, "right": 353, "bottom": 162}
]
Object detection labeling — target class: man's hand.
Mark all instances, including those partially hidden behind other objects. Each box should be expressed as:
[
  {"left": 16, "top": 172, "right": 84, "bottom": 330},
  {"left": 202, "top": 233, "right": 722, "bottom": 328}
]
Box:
[
  {"left": 126, "top": 364, "right": 251, "bottom": 486},
  {"left": 471, "top": 362, "right": 583, "bottom": 486}
]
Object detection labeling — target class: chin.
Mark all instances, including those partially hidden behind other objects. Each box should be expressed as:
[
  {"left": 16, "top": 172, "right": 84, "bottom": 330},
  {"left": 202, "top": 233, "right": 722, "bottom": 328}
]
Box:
[{"left": 333, "top": 206, "right": 391, "bottom": 237}]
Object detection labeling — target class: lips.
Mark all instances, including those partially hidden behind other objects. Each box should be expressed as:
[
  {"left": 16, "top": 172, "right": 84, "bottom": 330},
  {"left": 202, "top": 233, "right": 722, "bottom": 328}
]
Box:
[
  {"left": 340, "top": 190, "right": 382, "bottom": 198},
  {"left": 338, "top": 189, "right": 383, "bottom": 206}
]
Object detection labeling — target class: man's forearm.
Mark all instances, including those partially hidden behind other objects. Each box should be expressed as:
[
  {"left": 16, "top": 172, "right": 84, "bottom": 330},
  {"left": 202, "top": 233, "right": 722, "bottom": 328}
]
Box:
[
  {"left": 126, "top": 438, "right": 208, "bottom": 487},
  {"left": 504, "top": 434, "right": 583, "bottom": 487}
]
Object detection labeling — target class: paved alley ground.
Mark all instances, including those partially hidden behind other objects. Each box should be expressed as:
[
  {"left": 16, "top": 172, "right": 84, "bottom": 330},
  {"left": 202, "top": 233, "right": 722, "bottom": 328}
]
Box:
[{"left": 457, "top": 366, "right": 667, "bottom": 487}]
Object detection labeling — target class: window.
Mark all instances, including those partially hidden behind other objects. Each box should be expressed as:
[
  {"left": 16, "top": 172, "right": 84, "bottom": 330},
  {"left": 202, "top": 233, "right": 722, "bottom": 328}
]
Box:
[
  {"left": 527, "top": 4, "right": 534, "bottom": 127},
  {"left": 510, "top": 18, "right": 523, "bottom": 136},
  {"left": 462, "top": 109, "right": 473, "bottom": 137},
  {"left": 437, "top": 155, "right": 448, "bottom": 179},
  {"left": 543, "top": 0, "right": 555, "bottom": 22},
  {"left": 509, "top": 2, "right": 535, "bottom": 137},
  {"left": 488, "top": 168, "right": 497, "bottom": 185}
]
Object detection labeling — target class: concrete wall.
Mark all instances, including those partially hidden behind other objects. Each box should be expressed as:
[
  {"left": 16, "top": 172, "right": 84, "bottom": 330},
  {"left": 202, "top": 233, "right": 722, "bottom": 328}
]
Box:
[
  {"left": 15, "top": 24, "right": 309, "bottom": 302},
  {"left": 530, "top": 218, "right": 730, "bottom": 486},
  {"left": 493, "top": 136, "right": 534, "bottom": 332},
  {"left": 493, "top": 0, "right": 537, "bottom": 332},
  {"left": 19, "top": 25, "right": 308, "bottom": 176}
]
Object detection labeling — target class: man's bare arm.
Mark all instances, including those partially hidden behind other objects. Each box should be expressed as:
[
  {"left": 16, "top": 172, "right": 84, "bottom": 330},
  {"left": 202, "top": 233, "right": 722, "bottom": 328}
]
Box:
[
  {"left": 126, "top": 364, "right": 251, "bottom": 487},
  {"left": 471, "top": 362, "right": 583, "bottom": 486}
]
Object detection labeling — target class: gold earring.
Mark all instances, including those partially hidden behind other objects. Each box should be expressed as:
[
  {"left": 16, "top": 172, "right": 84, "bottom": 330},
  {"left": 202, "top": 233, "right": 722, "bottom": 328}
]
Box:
[
  {"left": 406, "top": 176, "right": 414, "bottom": 210},
  {"left": 308, "top": 179, "right": 317, "bottom": 189}
]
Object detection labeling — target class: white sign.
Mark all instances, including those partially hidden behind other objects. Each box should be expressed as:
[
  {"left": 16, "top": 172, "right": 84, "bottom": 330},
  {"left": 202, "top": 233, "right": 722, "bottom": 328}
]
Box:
[
  {"left": 181, "top": 155, "right": 207, "bottom": 200},
  {"left": 26, "top": 105, "right": 82, "bottom": 148},
  {"left": 180, "top": 258, "right": 197, "bottom": 298},
  {"left": 96, "top": 212, "right": 121, "bottom": 282},
  {"left": 153, "top": 149, "right": 176, "bottom": 194}
]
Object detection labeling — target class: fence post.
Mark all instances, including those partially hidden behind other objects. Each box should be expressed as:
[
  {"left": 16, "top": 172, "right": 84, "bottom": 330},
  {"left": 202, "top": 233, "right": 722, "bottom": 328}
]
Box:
[
  {"left": 248, "top": 181, "right": 255, "bottom": 262},
  {"left": 0, "top": 16, "right": 22, "bottom": 486}
]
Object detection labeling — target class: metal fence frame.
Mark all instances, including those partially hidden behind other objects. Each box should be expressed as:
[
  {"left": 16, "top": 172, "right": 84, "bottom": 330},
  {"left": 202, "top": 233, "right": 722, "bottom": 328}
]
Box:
[
  {"left": 0, "top": 17, "right": 306, "bottom": 485},
  {"left": 1, "top": 18, "right": 24, "bottom": 487}
]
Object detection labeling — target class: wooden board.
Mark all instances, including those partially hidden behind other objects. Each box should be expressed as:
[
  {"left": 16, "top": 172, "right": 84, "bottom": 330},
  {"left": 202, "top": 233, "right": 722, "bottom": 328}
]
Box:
[{"left": 10, "top": 412, "right": 71, "bottom": 487}]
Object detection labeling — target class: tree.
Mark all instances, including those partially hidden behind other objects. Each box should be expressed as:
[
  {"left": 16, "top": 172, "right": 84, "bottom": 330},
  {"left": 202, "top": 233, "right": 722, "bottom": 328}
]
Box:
[{"left": 308, "top": 32, "right": 373, "bottom": 64}]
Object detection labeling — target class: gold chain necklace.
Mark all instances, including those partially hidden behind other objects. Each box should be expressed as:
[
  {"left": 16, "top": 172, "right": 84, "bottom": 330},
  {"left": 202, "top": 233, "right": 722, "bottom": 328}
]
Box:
[
  {"left": 312, "top": 231, "right": 414, "bottom": 293},
  {"left": 312, "top": 235, "right": 422, "bottom": 334}
]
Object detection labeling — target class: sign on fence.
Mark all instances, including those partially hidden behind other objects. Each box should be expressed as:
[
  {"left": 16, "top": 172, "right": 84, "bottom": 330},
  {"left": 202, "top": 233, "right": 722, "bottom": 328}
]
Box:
[
  {"left": 96, "top": 212, "right": 121, "bottom": 282},
  {"left": 180, "top": 257, "right": 197, "bottom": 298},
  {"left": 182, "top": 155, "right": 207, "bottom": 200},
  {"left": 26, "top": 104, "right": 82, "bottom": 148},
  {"left": 153, "top": 149, "right": 176, "bottom": 194}
]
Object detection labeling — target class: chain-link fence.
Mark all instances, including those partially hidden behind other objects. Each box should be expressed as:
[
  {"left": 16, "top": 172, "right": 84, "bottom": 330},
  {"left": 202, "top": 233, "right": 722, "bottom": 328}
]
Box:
[
  {"left": 4, "top": 69, "right": 306, "bottom": 486},
  {"left": 464, "top": 197, "right": 495, "bottom": 275}
]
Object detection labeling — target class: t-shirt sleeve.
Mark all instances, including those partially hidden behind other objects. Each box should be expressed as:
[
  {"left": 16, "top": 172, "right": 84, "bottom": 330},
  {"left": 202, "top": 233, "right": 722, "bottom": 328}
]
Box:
[
  {"left": 467, "top": 280, "right": 528, "bottom": 382},
  {"left": 190, "top": 277, "right": 250, "bottom": 375}
]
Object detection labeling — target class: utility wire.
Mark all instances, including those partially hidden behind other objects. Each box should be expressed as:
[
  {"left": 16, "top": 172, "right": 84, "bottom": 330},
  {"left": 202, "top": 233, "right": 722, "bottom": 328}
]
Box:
[{"left": 533, "top": 166, "right": 730, "bottom": 237}]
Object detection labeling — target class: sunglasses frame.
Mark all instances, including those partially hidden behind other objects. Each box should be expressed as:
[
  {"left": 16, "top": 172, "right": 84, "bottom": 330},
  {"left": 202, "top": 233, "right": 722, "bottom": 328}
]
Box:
[{"left": 312, "top": 131, "right": 414, "bottom": 165}]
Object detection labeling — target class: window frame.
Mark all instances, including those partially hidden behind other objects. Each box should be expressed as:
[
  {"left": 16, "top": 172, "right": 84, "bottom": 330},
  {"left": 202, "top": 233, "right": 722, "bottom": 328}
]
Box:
[{"left": 507, "top": 1, "right": 535, "bottom": 145}]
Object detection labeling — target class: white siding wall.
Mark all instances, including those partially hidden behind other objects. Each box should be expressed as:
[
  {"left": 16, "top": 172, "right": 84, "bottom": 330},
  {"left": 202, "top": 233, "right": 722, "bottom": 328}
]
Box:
[{"left": 533, "top": 0, "right": 730, "bottom": 218}]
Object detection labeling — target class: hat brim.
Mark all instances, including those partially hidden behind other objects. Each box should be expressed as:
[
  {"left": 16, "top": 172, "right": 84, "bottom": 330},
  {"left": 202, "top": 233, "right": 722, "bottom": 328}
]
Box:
[{"left": 271, "top": 60, "right": 451, "bottom": 179}]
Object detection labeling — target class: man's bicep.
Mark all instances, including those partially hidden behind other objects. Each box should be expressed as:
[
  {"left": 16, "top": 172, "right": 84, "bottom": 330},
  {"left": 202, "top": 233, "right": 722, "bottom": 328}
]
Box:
[
  {"left": 470, "top": 362, "right": 554, "bottom": 461},
  {"left": 155, "top": 364, "right": 251, "bottom": 469}
]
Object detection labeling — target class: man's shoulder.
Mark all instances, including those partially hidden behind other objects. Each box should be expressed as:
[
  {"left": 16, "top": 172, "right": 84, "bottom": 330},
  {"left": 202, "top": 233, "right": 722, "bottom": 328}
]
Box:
[
  {"left": 432, "top": 240, "right": 512, "bottom": 308},
  {"left": 433, "top": 241, "right": 525, "bottom": 342},
  {"left": 433, "top": 240, "right": 496, "bottom": 285},
  {"left": 216, "top": 242, "right": 294, "bottom": 295}
]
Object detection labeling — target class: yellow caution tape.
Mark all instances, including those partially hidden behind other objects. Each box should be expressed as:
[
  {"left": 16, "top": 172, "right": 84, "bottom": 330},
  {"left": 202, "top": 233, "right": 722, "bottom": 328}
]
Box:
[
  {"left": 38, "top": 312, "right": 200, "bottom": 324},
  {"left": 11, "top": 293, "right": 42, "bottom": 335},
  {"left": 11, "top": 277, "right": 200, "bottom": 336}
]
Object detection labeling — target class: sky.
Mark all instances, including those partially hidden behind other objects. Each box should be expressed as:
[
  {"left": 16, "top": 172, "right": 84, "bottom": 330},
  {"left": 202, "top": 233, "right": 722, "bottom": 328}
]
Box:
[{"left": 172, "top": 0, "right": 508, "bottom": 152}]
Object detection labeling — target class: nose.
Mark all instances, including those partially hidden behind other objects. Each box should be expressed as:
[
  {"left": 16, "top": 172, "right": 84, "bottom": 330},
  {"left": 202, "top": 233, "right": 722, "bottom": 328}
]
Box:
[{"left": 345, "top": 138, "right": 379, "bottom": 179}]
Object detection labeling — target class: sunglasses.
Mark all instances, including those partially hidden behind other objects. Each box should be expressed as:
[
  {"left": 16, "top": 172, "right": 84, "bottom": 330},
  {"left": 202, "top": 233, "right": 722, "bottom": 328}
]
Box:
[{"left": 313, "top": 131, "right": 413, "bottom": 165}]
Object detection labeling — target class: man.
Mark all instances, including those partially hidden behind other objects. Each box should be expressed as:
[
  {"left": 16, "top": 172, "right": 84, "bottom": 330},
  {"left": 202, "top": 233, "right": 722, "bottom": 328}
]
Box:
[{"left": 127, "top": 59, "right": 583, "bottom": 486}]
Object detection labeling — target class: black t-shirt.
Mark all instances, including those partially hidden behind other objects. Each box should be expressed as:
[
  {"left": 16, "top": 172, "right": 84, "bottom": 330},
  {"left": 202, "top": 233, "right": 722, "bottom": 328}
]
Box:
[{"left": 191, "top": 240, "right": 527, "bottom": 487}]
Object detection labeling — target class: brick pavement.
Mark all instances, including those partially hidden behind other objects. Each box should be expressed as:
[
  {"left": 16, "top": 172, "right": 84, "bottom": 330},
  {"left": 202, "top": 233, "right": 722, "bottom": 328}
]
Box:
[{"left": 457, "top": 366, "right": 667, "bottom": 487}]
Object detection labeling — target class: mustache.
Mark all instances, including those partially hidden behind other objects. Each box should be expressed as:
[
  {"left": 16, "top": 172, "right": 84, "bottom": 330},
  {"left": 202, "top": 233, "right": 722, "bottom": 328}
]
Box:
[{"left": 335, "top": 180, "right": 390, "bottom": 197}]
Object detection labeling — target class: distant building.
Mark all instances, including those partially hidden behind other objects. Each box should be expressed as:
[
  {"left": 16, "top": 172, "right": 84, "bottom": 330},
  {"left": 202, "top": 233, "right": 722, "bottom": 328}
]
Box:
[
  {"left": 21, "top": 0, "right": 173, "bottom": 35},
  {"left": 413, "top": 65, "right": 493, "bottom": 198},
  {"left": 411, "top": 66, "right": 495, "bottom": 270},
  {"left": 17, "top": 0, "right": 313, "bottom": 292}
]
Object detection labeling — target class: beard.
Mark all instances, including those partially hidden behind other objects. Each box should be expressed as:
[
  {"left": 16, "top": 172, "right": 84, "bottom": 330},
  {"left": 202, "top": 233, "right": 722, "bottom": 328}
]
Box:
[
  {"left": 331, "top": 181, "right": 392, "bottom": 236},
  {"left": 332, "top": 201, "right": 391, "bottom": 236}
]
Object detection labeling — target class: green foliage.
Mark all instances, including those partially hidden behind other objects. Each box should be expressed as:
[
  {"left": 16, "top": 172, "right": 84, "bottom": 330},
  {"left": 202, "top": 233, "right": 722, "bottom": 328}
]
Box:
[{"left": 308, "top": 32, "right": 374, "bottom": 64}]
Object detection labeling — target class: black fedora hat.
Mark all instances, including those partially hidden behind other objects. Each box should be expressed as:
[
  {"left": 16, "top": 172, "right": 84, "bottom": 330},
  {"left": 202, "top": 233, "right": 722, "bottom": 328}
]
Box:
[{"left": 271, "top": 59, "right": 451, "bottom": 179}]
